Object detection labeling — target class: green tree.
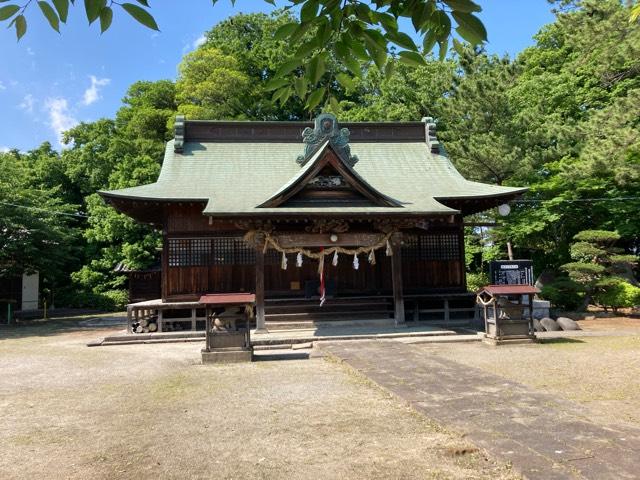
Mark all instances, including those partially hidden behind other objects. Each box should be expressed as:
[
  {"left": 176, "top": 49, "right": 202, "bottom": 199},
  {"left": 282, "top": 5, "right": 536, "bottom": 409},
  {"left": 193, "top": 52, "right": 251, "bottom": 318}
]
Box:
[
  {"left": 438, "top": 48, "right": 527, "bottom": 185},
  {"left": 0, "top": 150, "right": 79, "bottom": 287},
  {"left": 1, "top": 0, "right": 488, "bottom": 110},
  {"left": 495, "top": 0, "right": 640, "bottom": 273},
  {"left": 562, "top": 230, "right": 638, "bottom": 310},
  {"left": 176, "top": 48, "right": 251, "bottom": 120},
  {"left": 63, "top": 80, "right": 173, "bottom": 298}
]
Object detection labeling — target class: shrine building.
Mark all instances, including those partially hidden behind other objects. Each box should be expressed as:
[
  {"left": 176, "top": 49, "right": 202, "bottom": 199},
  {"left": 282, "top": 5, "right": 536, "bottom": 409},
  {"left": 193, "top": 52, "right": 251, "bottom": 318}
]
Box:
[{"left": 100, "top": 114, "right": 526, "bottom": 332}]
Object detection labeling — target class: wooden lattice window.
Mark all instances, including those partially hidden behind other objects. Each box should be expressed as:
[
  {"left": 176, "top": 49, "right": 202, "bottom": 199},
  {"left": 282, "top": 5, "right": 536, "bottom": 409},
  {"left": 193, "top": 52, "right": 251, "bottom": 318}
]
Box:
[
  {"left": 402, "top": 233, "right": 460, "bottom": 261},
  {"left": 168, "top": 237, "right": 256, "bottom": 266}
]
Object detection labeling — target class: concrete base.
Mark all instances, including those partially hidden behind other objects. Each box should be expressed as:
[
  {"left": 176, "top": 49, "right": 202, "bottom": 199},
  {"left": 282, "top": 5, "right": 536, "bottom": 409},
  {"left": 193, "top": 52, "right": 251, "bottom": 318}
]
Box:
[
  {"left": 201, "top": 348, "right": 253, "bottom": 364},
  {"left": 482, "top": 335, "right": 537, "bottom": 346}
]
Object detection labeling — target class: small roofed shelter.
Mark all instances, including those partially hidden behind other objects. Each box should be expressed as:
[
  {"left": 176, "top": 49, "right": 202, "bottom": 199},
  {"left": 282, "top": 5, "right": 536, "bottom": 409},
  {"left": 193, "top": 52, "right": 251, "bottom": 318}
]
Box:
[
  {"left": 100, "top": 113, "right": 526, "bottom": 331},
  {"left": 476, "top": 284, "right": 539, "bottom": 345}
]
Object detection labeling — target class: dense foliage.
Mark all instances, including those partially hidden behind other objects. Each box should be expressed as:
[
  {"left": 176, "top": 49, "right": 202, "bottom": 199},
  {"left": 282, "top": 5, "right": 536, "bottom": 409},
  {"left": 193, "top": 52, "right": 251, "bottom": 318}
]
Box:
[
  {"left": 561, "top": 230, "right": 639, "bottom": 311},
  {"left": 1, "top": 0, "right": 487, "bottom": 110},
  {"left": 1, "top": 1, "right": 638, "bottom": 311}
]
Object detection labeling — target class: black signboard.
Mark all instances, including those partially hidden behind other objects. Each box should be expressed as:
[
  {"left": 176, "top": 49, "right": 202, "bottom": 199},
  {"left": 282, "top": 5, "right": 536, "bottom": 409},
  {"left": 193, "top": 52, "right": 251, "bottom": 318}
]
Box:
[{"left": 489, "top": 260, "right": 534, "bottom": 285}]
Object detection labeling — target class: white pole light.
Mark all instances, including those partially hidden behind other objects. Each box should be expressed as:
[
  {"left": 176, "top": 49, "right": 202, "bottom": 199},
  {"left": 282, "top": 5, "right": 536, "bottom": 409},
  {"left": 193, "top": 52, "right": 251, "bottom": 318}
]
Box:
[{"left": 498, "top": 203, "right": 511, "bottom": 217}]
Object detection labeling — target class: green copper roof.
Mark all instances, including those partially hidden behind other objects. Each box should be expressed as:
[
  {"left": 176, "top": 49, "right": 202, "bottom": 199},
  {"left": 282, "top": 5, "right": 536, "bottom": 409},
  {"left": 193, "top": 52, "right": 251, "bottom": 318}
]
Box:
[{"left": 100, "top": 138, "right": 526, "bottom": 217}]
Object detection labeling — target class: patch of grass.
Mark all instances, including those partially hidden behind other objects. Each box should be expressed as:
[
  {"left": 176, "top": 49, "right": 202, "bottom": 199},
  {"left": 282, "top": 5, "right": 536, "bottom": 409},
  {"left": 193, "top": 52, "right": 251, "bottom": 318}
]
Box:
[{"left": 148, "top": 372, "right": 199, "bottom": 402}]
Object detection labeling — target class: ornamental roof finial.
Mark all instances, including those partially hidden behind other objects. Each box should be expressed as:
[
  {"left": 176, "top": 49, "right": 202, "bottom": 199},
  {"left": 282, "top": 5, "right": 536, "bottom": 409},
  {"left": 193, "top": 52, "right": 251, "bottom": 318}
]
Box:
[{"left": 296, "top": 113, "right": 358, "bottom": 167}]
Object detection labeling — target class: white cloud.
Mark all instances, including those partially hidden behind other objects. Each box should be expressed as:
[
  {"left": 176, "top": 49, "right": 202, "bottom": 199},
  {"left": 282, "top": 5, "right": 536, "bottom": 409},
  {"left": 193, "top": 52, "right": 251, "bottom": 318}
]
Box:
[
  {"left": 26, "top": 47, "right": 34, "bottom": 56},
  {"left": 193, "top": 34, "right": 206, "bottom": 49},
  {"left": 0, "top": 81, "right": 5, "bottom": 91},
  {"left": 45, "top": 97, "right": 78, "bottom": 145},
  {"left": 82, "top": 75, "right": 110, "bottom": 106},
  {"left": 19, "top": 94, "right": 35, "bottom": 113},
  {"left": 1, "top": 146, "right": 10, "bottom": 153}
]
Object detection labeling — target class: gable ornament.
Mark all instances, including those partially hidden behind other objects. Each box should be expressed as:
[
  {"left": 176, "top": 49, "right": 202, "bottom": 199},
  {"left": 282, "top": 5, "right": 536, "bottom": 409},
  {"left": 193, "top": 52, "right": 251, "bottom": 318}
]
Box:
[{"left": 296, "top": 113, "right": 358, "bottom": 167}]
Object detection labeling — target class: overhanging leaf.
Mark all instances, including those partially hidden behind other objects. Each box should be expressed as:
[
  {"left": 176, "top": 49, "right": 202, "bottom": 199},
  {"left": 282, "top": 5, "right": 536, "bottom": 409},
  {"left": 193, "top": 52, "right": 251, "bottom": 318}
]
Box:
[
  {"left": 431, "top": 9, "right": 452, "bottom": 41},
  {"left": 294, "top": 76, "right": 307, "bottom": 99},
  {"left": 295, "top": 38, "right": 318, "bottom": 58},
  {"left": 0, "top": 4, "right": 19, "bottom": 21},
  {"left": 452, "top": 11, "right": 487, "bottom": 44},
  {"left": 307, "top": 53, "right": 326, "bottom": 83},
  {"left": 275, "top": 57, "right": 302, "bottom": 77},
  {"left": 306, "top": 88, "right": 325, "bottom": 111},
  {"left": 84, "top": 0, "right": 104, "bottom": 24},
  {"left": 365, "top": 43, "right": 387, "bottom": 70},
  {"left": 273, "top": 21, "right": 298, "bottom": 40},
  {"left": 443, "top": 0, "right": 481, "bottom": 13},
  {"left": 38, "top": 1, "right": 60, "bottom": 32},
  {"left": 438, "top": 37, "right": 448, "bottom": 61},
  {"left": 411, "top": 2, "right": 432, "bottom": 32},
  {"left": 99, "top": 6, "right": 112, "bottom": 33},
  {"left": 264, "top": 77, "right": 290, "bottom": 91},
  {"left": 273, "top": 85, "right": 292, "bottom": 104},
  {"left": 398, "top": 50, "right": 427, "bottom": 67},
  {"left": 52, "top": 0, "right": 68, "bottom": 23},
  {"left": 386, "top": 30, "right": 418, "bottom": 50},
  {"left": 15, "top": 14, "right": 26, "bottom": 40},
  {"left": 300, "top": 0, "right": 318, "bottom": 22},
  {"left": 384, "top": 60, "right": 395, "bottom": 80},
  {"left": 452, "top": 37, "right": 464, "bottom": 56},
  {"left": 335, "top": 72, "right": 355, "bottom": 91},
  {"left": 422, "top": 29, "right": 438, "bottom": 54},
  {"left": 328, "top": 95, "right": 340, "bottom": 113},
  {"left": 121, "top": 2, "right": 159, "bottom": 31},
  {"left": 362, "top": 28, "right": 387, "bottom": 52}
]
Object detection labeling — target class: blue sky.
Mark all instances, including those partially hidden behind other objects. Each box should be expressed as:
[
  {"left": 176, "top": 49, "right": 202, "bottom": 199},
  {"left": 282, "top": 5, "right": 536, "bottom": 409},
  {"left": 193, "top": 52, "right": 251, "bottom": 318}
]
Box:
[{"left": 0, "top": 1, "right": 555, "bottom": 152}]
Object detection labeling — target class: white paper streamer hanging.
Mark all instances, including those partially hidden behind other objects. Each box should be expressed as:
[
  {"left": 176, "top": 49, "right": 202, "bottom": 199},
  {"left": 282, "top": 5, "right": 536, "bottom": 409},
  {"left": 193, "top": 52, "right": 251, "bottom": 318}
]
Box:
[
  {"left": 368, "top": 249, "right": 376, "bottom": 265},
  {"left": 332, "top": 250, "right": 339, "bottom": 266},
  {"left": 353, "top": 253, "right": 359, "bottom": 270},
  {"left": 386, "top": 240, "right": 393, "bottom": 256},
  {"left": 296, "top": 252, "right": 303, "bottom": 267},
  {"left": 281, "top": 251, "right": 288, "bottom": 270}
]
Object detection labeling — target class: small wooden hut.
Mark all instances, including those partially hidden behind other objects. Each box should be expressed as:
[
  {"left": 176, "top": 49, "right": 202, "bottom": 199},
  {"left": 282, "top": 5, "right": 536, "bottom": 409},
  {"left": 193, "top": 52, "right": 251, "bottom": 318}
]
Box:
[{"left": 100, "top": 114, "right": 526, "bottom": 331}]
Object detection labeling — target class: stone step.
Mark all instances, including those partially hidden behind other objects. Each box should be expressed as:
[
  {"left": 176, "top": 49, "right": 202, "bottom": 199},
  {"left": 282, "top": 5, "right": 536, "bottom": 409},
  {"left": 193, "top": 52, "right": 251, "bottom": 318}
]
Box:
[
  {"left": 265, "top": 317, "right": 395, "bottom": 331},
  {"left": 264, "top": 301, "right": 392, "bottom": 314}
]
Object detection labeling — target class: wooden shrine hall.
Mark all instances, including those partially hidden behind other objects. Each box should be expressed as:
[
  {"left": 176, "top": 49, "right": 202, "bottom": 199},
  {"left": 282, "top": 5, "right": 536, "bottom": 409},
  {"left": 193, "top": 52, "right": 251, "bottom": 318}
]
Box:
[{"left": 100, "top": 113, "right": 526, "bottom": 333}]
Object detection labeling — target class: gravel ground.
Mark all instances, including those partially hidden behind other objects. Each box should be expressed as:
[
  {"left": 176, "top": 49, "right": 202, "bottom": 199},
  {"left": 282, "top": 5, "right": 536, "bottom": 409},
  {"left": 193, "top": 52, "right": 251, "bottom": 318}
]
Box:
[
  {"left": 0, "top": 322, "right": 517, "bottom": 480},
  {"left": 419, "top": 335, "right": 640, "bottom": 428}
]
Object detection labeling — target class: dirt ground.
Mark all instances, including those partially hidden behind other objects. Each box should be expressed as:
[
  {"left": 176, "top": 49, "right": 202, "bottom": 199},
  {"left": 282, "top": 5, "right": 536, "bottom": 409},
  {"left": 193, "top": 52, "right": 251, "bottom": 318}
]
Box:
[
  {"left": 577, "top": 315, "right": 640, "bottom": 332},
  {"left": 0, "top": 321, "right": 518, "bottom": 480},
  {"left": 422, "top": 335, "right": 640, "bottom": 428}
]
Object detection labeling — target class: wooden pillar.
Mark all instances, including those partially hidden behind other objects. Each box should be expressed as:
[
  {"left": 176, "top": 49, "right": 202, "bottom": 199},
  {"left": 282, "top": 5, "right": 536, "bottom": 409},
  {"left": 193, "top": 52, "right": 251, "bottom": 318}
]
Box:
[
  {"left": 444, "top": 298, "right": 450, "bottom": 324},
  {"left": 255, "top": 243, "right": 267, "bottom": 333},
  {"left": 191, "top": 307, "right": 197, "bottom": 331},
  {"left": 391, "top": 233, "right": 405, "bottom": 327},
  {"left": 161, "top": 231, "right": 169, "bottom": 302}
]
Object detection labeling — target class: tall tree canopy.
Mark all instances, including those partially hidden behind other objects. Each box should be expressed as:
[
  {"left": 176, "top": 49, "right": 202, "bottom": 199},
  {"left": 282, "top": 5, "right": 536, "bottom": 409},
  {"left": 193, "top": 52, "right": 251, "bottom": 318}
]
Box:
[{"left": 0, "top": 0, "right": 488, "bottom": 110}]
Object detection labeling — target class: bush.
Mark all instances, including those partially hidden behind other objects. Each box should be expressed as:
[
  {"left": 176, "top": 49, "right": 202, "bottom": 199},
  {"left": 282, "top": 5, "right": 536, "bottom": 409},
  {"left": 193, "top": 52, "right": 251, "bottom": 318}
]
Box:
[
  {"left": 56, "top": 289, "right": 128, "bottom": 311},
  {"left": 466, "top": 272, "right": 489, "bottom": 292},
  {"left": 540, "top": 278, "right": 584, "bottom": 311},
  {"left": 593, "top": 278, "right": 640, "bottom": 311}
]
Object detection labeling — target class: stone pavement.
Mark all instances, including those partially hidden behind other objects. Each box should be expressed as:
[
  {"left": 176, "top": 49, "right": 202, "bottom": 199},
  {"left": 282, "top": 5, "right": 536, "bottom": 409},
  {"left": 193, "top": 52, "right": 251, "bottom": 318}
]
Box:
[{"left": 320, "top": 341, "right": 640, "bottom": 480}]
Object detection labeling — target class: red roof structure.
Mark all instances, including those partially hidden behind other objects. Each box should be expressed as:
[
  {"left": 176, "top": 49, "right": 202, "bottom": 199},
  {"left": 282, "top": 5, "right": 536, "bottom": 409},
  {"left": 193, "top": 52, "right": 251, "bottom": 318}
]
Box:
[
  {"left": 477, "top": 285, "right": 540, "bottom": 296},
  {"left": 199, "top": 293, "right": 256, "bottom": 305}
]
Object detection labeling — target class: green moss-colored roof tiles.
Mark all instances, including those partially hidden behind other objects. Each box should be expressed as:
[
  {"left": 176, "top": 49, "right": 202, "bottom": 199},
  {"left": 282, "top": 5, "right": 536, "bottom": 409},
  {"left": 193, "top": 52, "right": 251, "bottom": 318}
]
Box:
[{"left": 101, "top": 135, "right": 526, "bottom": 217}]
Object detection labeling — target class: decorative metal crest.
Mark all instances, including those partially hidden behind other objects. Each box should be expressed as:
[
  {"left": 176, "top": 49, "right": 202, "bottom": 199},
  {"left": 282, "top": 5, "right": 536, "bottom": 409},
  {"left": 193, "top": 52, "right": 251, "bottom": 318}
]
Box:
[
  {"left": 308, "top": 175, "right": 346, "bottom": 188},
  {"left": 305, "top": 219, "right": 351, "bottom": 234},
  {"left": 296, "top": 113, "right": 358, "bottom": 167}
]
